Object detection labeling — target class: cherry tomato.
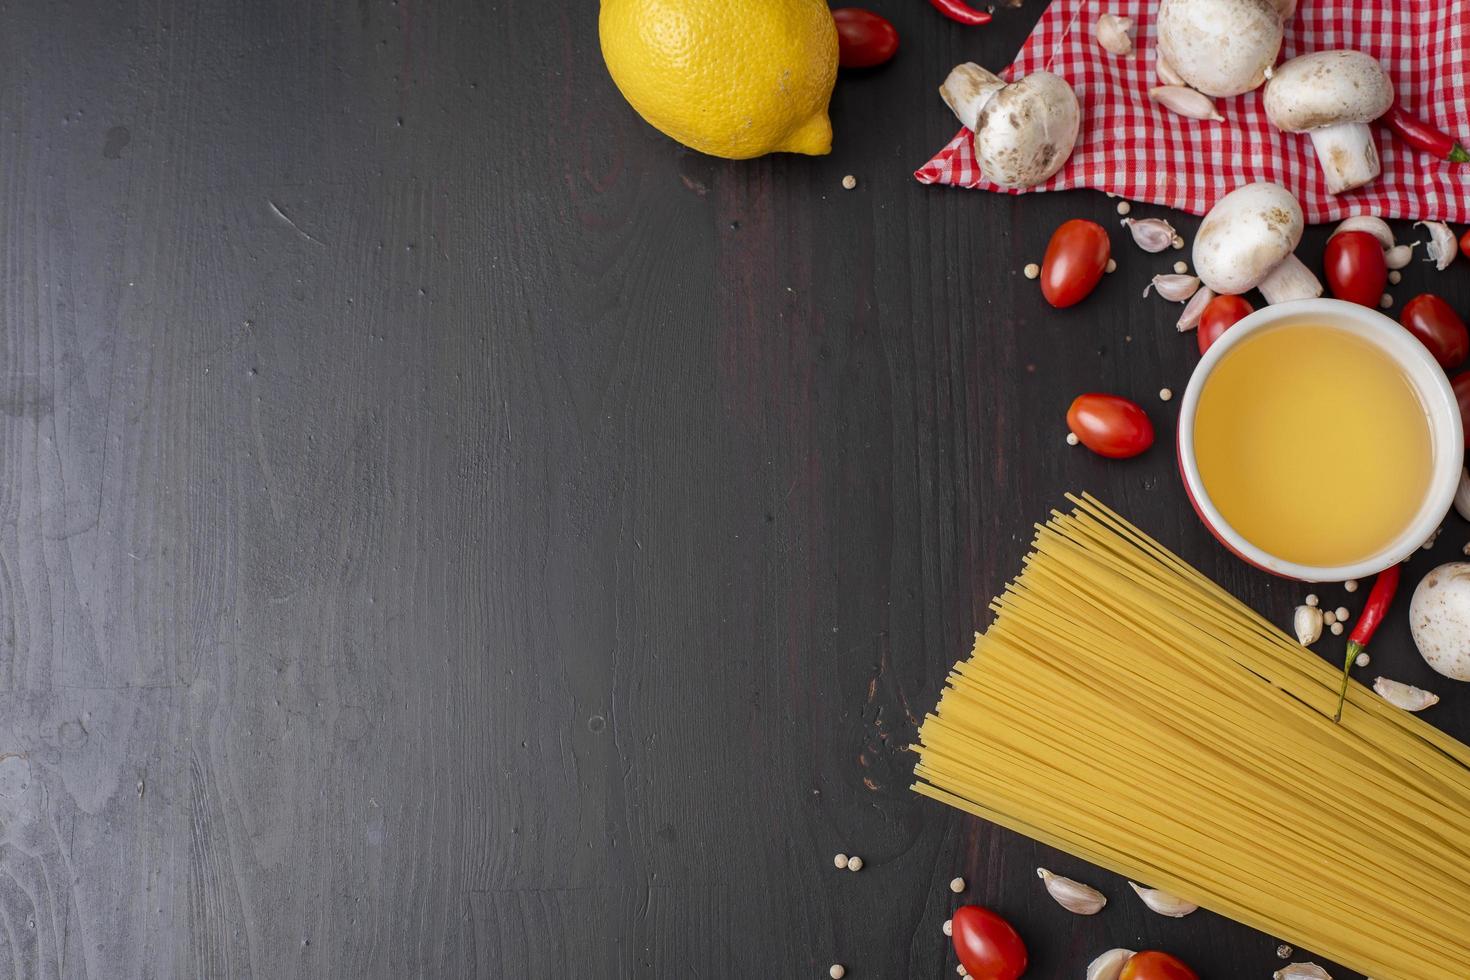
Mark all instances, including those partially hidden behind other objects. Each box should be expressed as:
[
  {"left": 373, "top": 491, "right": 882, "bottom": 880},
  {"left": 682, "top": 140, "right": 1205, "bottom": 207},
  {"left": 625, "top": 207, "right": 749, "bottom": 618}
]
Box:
[
  {"left": 1040, "top": 219, "right": 1111, "bottom": 308},
  {"left": 1196, "top": 294, "right": 1254, "bottom": 355},
  {"left": 1323, "top": 230, "right": 1388, "bottom": 308},
  {"left": 1067, "top": 393, "right": 1154, "bottom": 459},
  {"left": 831, "top": 8, "right": 899, "bottom": 68},
  {"left": 1119, "top": 951, "right": 1198, "bottom": 980},
  {"left": 950, "top": 906, "right": 1027, "bottom": 980},
  {"left": 1401, "top": 293, "right": 1470, "bottom": 370},
  {"left": 1452, "top": 371, "right": 1470, "bottom": 449},
  {"left": 1461, "top": 226, "right": 1470, "bottom": 263}
]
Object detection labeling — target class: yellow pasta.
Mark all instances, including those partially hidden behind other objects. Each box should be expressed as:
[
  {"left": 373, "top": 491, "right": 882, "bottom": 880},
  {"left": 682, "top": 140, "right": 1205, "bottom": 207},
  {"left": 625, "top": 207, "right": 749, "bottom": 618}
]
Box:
[{"left": 913, "top": 494, "right": 1470, "bottom": 980}]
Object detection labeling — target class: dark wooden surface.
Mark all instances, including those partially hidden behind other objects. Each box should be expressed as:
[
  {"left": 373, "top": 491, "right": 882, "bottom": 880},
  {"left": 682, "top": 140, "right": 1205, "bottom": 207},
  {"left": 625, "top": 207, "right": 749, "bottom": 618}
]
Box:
[{"left": 4, "top": 0, "right": 1469, "bottom": 976}]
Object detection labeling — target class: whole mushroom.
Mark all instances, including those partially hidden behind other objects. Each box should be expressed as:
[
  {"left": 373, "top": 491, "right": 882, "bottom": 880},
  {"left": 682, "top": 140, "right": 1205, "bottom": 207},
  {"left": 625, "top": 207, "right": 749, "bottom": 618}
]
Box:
[
  {"left": 1410, "top": 563, "right": 1470, "bottom": 681},
  {"left": 1193, "top": 182, "right": 1323, "bottom": 304},
  {"left": 1155, "top": 0, "right": 1283, "bottom": 98},
  {"left": 1264, "top": 50, "right": 1394, "bottom": 194},
  {"left": 939, "top": 64, "right": 1080, "bottom": 188}
]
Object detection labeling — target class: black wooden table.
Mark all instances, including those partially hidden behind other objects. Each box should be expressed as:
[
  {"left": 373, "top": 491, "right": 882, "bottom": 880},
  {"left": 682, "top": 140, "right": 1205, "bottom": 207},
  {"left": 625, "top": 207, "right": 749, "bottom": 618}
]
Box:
[{"left": 5, "top": 1, "right": 1468, "bottom": 977}]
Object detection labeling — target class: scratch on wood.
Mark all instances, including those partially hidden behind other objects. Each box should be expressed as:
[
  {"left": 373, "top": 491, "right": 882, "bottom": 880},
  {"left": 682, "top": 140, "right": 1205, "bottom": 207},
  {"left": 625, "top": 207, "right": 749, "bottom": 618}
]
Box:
[{"left": 266, "top": 199, "right": 327, "bottom": 247}]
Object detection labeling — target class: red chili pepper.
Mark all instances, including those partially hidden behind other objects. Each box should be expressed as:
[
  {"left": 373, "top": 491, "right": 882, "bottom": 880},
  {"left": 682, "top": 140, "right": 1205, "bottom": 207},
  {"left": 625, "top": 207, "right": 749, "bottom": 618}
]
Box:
[
  {"left": 1382, "top": 105, "right": 1470, "bottom": 163},
  {"left": 929, "top": 0, "right": 992, "bottom": 26},
  {"left": 1333, "top": 565, "right": 1401, "bottom": 722}
]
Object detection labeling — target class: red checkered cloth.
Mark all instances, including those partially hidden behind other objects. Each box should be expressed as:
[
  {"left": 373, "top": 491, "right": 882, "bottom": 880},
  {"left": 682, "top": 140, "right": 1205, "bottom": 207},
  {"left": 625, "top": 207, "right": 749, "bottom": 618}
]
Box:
[{"left": 914, "top": 1, "right": 1470, "bottom": 224}]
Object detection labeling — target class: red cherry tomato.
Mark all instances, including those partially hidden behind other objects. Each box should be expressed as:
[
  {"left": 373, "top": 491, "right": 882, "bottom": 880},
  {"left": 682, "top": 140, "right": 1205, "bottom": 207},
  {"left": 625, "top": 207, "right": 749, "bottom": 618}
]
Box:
[
  {"left": 1461, "top": 226, "right": 1470, "bottom": 262},
  {"left": 1067, "top": 393, "right": 1155, "bottom": 459},
  {"left": 1400, "top": 293, "right": 1470, "bottom": 370},
  {"left": 1323, "top": 230, "right": 1388, "bottom": 308},
  {"left": 1196, "top": 294, "right": 1254, "bottom": 355},
  {"left": 831, "top": 8, "right": 899, "bottom": 68},
  {"left": 1452, "top": 371, "right": 1470, "bottom": 449},
  {"left": 950, "top": 906, "right": 1027, "bottom": 980},
  {"left": 1119, "top": 951, "right": 1199, "bottom": 980},
  {"left": 1040, "top": 219, "right": 1111, "bottom": 308}
]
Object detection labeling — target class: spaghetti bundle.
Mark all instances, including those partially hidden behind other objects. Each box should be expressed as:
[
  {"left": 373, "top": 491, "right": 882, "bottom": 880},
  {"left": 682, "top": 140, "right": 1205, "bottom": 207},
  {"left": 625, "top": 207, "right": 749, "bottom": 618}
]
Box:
[{"left": 914, "top": 495, "right": 1470, "bottom": 980}]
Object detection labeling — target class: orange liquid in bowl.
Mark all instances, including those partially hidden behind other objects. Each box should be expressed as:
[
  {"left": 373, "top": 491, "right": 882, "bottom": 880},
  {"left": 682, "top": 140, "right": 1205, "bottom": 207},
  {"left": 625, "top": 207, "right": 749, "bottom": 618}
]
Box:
[{"left": 1193, "top": 324, "right": 1434, "bottom": 568}]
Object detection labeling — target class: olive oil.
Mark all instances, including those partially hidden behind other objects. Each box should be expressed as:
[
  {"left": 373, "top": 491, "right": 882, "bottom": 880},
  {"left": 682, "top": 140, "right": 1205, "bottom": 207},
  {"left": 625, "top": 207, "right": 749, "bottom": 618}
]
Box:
[{"left": 1194, "top": 324, "right": 1433, "bottom": 568}]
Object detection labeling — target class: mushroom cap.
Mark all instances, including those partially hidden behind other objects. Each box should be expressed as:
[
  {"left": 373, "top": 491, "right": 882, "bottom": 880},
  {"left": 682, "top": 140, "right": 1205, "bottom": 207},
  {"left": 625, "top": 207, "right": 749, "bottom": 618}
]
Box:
[
  {"left": 1410, "top": 563, "right": 1470, "bottom": 682},
  {"left": 1192, "top": 181, "right": 1304, "bottom": 295},
  {"left": 1263, "top": 50, "right": 1394, "bottom": 131},
  {"left": 972, "top": 72, "right": 1080, "bottom": 189},
  {"left": 1156, "top": 0, "right": 1283, "bottom": 97}
]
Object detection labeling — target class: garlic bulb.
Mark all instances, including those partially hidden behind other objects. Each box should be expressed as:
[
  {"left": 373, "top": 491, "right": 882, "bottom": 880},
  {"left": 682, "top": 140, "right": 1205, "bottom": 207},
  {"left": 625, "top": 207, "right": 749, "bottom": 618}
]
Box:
[
  {"left": 1175, "top": 285, "right": 1215, "bottom": 331},
  {"left": 1294, "top": 605, "right": 1323, "bottom": 645},
  {"left": 1143, "top": 274, "right": 1201, "bottom": 302},
  {"left": 1122, "top": 218, "right": 1178, "bottom": 253},
  {"left": 1149, "top": 85, "right": 1224, "bottom": 122},
  {"left": 1086, "top": 948, "right": 1136, "bottom": 980},
  {"left": 1096, "top": 14, "right": 1135, "bottom": 55},
  {"left": 1128, "top": 881, "right": 1197, "bottom": 917},
  {"left": 1329, "top": 216, "right": 1394, "bottom": 249},
  {"left": 1274, "top": 963, "right": 1332, "bottom": 980},
  {"left": 1037, "top": 867, "right": 1108, "bottom": 914},
  {"left": 1374, "top": 677, "right": 1439, "bottom": 712},
  {"left": 1416, "top": 221, "right": 1458, "bottom": 270},
  {"left": 1455, "top": 467, "right": 1470, "bottom": 523}
]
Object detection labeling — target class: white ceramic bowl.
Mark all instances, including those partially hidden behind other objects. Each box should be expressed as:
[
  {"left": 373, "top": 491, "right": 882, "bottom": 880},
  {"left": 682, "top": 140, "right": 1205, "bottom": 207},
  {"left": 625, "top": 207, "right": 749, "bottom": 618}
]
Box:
[{"left": 1177, "top": 298, "right": 1465, "bottom": 583}]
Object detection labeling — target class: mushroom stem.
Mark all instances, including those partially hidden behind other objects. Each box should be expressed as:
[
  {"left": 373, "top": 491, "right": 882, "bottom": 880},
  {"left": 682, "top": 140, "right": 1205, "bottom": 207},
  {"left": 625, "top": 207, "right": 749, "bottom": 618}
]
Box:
[
  {"left": 1257, "top": 253, "right": 1323, "bottom": 304},
  {"left": 1308, "top": 121, "right": 1381, "bottom": 194},
  {"left": 940, "top": 64, "right": 1007, "bottom": 133}
]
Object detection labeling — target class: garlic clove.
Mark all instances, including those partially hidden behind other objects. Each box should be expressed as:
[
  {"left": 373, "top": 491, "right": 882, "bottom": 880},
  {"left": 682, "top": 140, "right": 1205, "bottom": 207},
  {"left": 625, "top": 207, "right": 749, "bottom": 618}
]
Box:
[
  {"left": 1374, "top": 677, "right": 1439, "bottom": 712},
  {"left": 1128, "top": 881, "right": 1197, "bottom": 917},
  {"left": 1086, "top": 948, "right": 1137, "bottom": 980},
  {"left": 1096, "top": 14, "right": 1135, "bottom": 55},
  {"left": 1143, "top": 274, "right": 1201, "bottom": 302},
  {"left": 1037, "top": 867, "right": 1108, "bottom": 914},
  {"left": 1384, "top": 242, "right": 1417, "bottom": 269},
  {"left": 1175, "top": 285, "right": 1215, "bottom": 332},
  {"left": 1455, "top": 467, "right": 1470, "bottom": 523},
  {"left": 1329, "top": 216, "right": 1394, "bottom": 249},
  {"left": 1122, "top": 217, "right": 1179, "bottom": 253},
  {"left": 1155, "top": 53, "right": 1186, "bottom": 88},
  {"left": 1148, "top": 85, "right": 1224, "bottom": 122},
  {"left": 1294, "top": 605, "right": 1323, "bottom": 646},
  {"left": 1274, "top": 965, "right": 1332, "bottom": 980},
  {"left": 1415, "top": 221, "right": 1458, "bottom": 270}
]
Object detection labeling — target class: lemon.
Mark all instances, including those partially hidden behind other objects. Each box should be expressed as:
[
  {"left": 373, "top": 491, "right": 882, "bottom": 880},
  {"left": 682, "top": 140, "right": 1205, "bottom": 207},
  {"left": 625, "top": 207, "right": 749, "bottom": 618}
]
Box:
[{"left": 600, "top": 0, "right": 838, "bottom": 159}]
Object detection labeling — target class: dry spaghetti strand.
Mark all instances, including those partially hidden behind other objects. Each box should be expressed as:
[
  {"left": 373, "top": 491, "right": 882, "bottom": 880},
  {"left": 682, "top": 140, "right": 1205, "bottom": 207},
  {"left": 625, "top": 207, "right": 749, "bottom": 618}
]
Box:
[{"left": 913, "top": 496, "right": 1470, "bottom": 980}]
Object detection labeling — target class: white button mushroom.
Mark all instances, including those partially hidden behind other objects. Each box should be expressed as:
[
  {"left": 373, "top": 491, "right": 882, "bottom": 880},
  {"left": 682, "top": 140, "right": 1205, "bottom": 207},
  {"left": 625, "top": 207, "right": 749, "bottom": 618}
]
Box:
[
  {"left": 1192, "top": 182, "right": 1323, "bottom": 304},
  {"left": 1409, "top": 563, "right": 1470, "bottom": 681},
  {"left": 939, "top": 64, "right": 1080, "bottom": 189},
  {"left": 1263, "top": 51, "right": 1394, "bottom": 194},
  {"left": 1156, "top": 0, "right": 1283, "bottom": 97}
]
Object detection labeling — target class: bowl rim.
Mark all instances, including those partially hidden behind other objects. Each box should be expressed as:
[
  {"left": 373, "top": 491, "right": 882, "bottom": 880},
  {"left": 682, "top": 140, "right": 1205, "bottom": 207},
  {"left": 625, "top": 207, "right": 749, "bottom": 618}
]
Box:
[{"left": 1177, "top": 297, "right": 1465, "bottom": 583}]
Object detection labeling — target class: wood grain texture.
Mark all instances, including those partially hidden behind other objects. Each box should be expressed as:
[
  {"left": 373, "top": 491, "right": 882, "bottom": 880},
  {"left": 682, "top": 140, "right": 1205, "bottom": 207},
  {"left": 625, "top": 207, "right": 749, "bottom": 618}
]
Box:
[{"left": 1, "top": 0, "right": 1467, "bottom": 976}]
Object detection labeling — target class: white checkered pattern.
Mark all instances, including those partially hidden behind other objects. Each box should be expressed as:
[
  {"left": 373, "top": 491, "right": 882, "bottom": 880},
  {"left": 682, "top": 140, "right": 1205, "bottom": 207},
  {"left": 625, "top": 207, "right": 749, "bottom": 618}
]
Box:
[{"left": 914, "top": 1, "right": 1470, "bottom": 223}]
